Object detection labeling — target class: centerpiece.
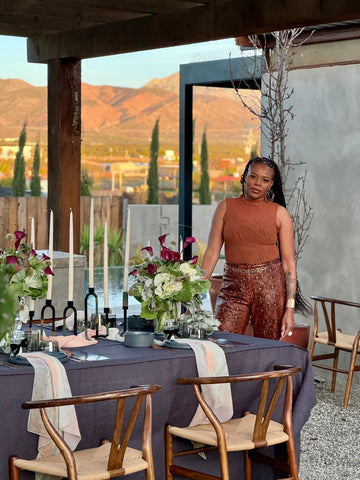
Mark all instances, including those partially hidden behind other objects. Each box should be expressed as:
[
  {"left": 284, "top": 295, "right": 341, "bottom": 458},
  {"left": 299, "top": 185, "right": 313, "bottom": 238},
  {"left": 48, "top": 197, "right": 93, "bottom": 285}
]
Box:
[
  {"left": 129, "top": 234, "right": 211, "bottom": 332},
  {"left": 0, "top": 231, "right": 54, "bottom": 348}
]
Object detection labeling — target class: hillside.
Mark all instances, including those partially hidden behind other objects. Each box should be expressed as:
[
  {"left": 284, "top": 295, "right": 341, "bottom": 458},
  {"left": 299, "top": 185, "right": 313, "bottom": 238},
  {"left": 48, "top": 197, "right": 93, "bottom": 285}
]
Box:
[{"left": 0, "top": 73, "right": 259, "bottom": 145}]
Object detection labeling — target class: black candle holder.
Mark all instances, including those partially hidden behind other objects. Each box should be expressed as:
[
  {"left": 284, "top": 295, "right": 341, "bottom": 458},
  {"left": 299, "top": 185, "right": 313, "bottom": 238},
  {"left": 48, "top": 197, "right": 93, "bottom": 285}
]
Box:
[
  {"left": 122, "top": 291, "right": 128, "bottom": 334},
  {"left": 29, "top": 310, "right": 35, "bottom": 331},
  {"left": 93, "top": 313, "right": 107, "bottom": 339},
  {"left": 84, "top": 287, "right": 98, "bottom": 341},
  {"left": 41, "top": 299, "right": 56, "bottom": 337},
  {"left": 63, "top": 301, "right": 77, "bottom": 336},
  {"left": 103, "top": 306, "right": 110, "bottom": 336}
]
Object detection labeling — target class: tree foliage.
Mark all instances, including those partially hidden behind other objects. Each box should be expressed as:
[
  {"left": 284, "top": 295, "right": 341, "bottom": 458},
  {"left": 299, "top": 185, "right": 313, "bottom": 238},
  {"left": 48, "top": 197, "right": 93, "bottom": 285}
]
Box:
[
  {"left": 81, "top": 169, "right": 94, "bottom": 196},
  {"left": 30, "top": 138, "right": 41, "bottom": 196},
  {"left": 199, "top": 129, "right": 211, "bottom": 204},
  {"left": 12, "top": 122, "right": 27, "bottom": 196},
  {"left": 147, "top": 118, "right": 159, "bottom": 204}
]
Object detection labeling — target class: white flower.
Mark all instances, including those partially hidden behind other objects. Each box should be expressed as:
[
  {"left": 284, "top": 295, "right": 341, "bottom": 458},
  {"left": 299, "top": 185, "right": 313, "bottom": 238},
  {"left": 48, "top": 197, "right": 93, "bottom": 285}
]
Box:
[
  {"left": 179, "top": 262, "right": 201, "bottom": 281},
  {"left": 154, "top": 272, "right": 182, "bottom": 298}
]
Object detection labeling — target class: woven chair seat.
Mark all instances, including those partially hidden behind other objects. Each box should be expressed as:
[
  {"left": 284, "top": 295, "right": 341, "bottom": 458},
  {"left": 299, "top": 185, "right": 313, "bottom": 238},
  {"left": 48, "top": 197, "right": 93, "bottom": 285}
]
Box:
[
  {"left": 168, "top": 414, "right": 288, "bottom": 451},
  {"left": 316, "top": 331, "right": 358, "bottom": 350},
  {"left": 13, "top": 442, "right": 148, "bottom": 480}
]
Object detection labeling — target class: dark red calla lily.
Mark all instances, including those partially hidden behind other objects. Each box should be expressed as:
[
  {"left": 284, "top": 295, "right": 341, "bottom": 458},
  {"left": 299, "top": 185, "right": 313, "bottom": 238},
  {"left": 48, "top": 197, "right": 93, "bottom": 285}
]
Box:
[
  {"left": 44, "top": 266, "right": 54, "bottom": 276},
  {"left": 172, "top": 251, "right": 181, "bottom": 262},
  {"left": 147, "top": 263, "right": 158, "bottom": 275},
  {"left": 6, "top": 255, "right": 19, "bottom": 264},
  {"left": 14, "top": 230, "right": 26, "bottom": 249},
  {"left": 158, "top": 234, "right": 168, "bottom": 247},
  {"left": 41, "top": 253, "right": 50, "bottom": 261},
  {"left": 29, "top": 249, "right": 37, "bottom": 258},
  {"left": 183, "top": 236, "right": 196, "bottom": 249},
  {"left": 141, "top": 246, "right": 153, "bottom": 257},
  {"left": 129, "top": 269, "right": 138, "bottom": 276},
  {"left": 161, "top": 247, "right": 174, "bottom": 261},
  {"left": 188, "top": 255, "right": 199, "bottom": 265}
]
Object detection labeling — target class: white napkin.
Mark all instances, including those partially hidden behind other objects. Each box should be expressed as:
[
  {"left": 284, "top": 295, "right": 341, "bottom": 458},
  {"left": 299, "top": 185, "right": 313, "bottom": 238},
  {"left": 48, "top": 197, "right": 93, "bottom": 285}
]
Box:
[
  {"left": 22, "top": 352, "right": 81, "bottom": 480},
  {"left": 175, "top": 339, "right": 233, "bottom": 426}
]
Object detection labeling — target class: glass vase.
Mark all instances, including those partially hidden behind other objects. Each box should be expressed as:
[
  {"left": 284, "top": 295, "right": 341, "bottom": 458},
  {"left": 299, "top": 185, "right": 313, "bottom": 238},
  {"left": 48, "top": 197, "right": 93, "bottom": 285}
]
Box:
[
  {"left": 154, "top": 301, "right": 180, "bottom": 333},
  {"left": 0, "top": 296, "right": 29, "bottom": 353}
]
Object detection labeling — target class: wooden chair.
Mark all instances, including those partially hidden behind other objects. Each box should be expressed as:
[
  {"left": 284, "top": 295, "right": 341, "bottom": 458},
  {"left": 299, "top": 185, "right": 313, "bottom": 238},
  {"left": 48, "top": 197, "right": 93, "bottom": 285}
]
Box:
[
  {"left": 9, "top": 384, "right": 161, "bottom": 480},
  {"left": 309, "top": 295, "right": 360, "bottom": 408},
  {"left": 165, "top": 365, "right": 301, "bottom": 480}
]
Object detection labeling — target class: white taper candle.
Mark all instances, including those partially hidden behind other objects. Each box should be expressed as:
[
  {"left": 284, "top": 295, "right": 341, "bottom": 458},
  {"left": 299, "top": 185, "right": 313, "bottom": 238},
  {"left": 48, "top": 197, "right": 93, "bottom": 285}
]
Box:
[
  {"left": 103, "top": 221, "right": 109, "bottom": 308},
  {"left": 123, "top": 208, "right": 131, "bottom": 293},
  {"left": 68, "top": 208, "right": 74, "bottom": 302},
  {"left": 89, "top": 197, "right": 94, "bottom": 288},
  {"left": 46, "top": 210, "right": 54, "bottom": 300}
]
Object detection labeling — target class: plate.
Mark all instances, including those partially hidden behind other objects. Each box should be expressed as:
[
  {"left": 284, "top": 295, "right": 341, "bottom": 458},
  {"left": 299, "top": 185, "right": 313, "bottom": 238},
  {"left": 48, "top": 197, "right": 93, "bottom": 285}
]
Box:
[
  {"left": 163, "top": 340, "right": 192, "bottom": 349},
  {"left": 9, "top": 351, "right": 69, "bottom": 365}
]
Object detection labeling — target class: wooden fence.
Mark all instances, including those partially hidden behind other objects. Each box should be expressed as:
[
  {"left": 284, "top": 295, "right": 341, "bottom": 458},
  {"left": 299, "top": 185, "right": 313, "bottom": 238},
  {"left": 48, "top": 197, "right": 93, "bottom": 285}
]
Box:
[{"left": 0, "top": 196, "right": 125, "bottom": 250}]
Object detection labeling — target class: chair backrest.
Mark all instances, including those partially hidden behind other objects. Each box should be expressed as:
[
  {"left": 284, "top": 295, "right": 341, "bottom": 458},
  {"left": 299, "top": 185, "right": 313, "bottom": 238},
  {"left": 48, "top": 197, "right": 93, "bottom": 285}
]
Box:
[
  {"left": 311, "top": 295, "right": 360, "bottom": 343},
  {"left": 177, "top": 365, "right": 301, "bottom": 445},
  {"left": 21, "top": 384, "right": 161, "bottom": 476}
]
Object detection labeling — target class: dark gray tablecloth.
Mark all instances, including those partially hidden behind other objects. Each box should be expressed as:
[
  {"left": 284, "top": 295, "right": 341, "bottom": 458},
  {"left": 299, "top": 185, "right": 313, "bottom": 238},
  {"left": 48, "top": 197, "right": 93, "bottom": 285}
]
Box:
[{"left": 0, "top": 331, "right": 316, "bottom": 479}]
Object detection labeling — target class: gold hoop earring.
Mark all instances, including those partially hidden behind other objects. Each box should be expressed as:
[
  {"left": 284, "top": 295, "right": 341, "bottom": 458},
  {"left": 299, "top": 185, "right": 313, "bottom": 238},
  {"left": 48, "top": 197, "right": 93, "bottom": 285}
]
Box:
[{"left": 266, "top": 189, "right": 275, "bottom": 202}]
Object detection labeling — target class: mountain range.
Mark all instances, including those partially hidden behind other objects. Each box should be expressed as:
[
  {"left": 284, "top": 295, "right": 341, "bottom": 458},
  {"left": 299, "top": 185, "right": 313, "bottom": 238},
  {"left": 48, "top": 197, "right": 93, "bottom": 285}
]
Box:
[{"left": 0, "top": 73, "right": 259, "bottom": 145}]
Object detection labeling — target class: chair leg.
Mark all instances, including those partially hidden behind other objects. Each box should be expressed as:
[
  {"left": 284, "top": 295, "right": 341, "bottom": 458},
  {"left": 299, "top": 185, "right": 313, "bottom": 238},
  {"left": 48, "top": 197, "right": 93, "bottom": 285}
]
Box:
[
  {"left": 331, "top": 348, "right": 339, "bottom": 393},
  {"left": 344, "top": 347, "right": 358, "bottom": 408},
  {"left": 165, "top": 426, "right": 174, "bottom": 480},
  {"left": 244, "top": 451, "right": 252, "bottom": 480},
  {"left": 9, "top": 456, "right": 20, "bottom": 480},
  {"left": 286, "top": 438, "right": 299, "bottom": 480}
]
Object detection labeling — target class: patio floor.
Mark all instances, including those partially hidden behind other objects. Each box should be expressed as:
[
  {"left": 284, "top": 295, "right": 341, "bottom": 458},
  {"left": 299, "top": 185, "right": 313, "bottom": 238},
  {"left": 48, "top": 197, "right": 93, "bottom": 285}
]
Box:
[{"left": 299, "top": 378, "right": 360, "bottom": 479}]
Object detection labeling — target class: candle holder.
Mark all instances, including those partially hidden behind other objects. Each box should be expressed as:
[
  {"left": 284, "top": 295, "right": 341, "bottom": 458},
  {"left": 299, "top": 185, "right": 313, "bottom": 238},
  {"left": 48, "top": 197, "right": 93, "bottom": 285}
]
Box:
[
  {"left": 103, "top": 307, "right": 110, "bottom": 336},
  {"left": 84, "top": 287, "right": 98, "bottom": 341},
  {"left": 94, "top": 313, "right": 107, "bottom": 339},
  {"left": 29, "top": 310, "right": 35, "bottom": 331},
  {"left": 122, "top": 291, "right": 128, "bottom": 335},
  {"left": 63, "top": 301, "right": 77, "bottom": 336},
  {"left": 41, "top": 299, "right": 56, "bottom": 338}
]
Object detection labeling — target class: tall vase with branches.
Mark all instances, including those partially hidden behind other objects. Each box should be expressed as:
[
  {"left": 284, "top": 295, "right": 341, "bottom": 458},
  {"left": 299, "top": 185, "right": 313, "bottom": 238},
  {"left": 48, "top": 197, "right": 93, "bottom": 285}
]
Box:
[{"left": 232, "top": 29, "right": 314, "bottom": 263}]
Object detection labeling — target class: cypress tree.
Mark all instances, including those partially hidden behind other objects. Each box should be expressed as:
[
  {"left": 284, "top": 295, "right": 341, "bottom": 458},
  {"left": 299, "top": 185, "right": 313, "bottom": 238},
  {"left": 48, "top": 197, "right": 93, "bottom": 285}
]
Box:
[
  {"left": 30, "top": 137, "right": 41, "bottom": 196},
  {"left": 146, "top": 118, "right": 159, "bottom": 204},
  {"left": 199, "top": 129, "right": 211, "bottom": 204},
  {"left": 12, "top": 122, "right": 27, "bottom": 196}
]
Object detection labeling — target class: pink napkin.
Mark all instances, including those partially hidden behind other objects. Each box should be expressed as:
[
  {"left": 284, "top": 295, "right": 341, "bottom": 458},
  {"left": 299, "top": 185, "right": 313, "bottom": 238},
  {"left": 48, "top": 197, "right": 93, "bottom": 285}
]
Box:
[{"left": 47, "top": 326, "right": 107, "bottom": 348}]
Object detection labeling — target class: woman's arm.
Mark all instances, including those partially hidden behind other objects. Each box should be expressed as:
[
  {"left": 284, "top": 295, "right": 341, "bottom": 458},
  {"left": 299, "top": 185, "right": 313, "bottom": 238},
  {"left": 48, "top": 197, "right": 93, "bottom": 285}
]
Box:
[
  {"left": 200, "top": 200, "right": 226, "bottom": 280},
  {"left": 277, "top": 205, "right": 297, "bottom": 337}
]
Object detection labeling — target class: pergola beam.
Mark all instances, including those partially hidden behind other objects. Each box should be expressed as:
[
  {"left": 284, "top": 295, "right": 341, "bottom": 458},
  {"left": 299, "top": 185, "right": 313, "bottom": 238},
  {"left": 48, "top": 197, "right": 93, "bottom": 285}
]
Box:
[{"left": 27, "top": 0, "right": 360, "bottom": 63}]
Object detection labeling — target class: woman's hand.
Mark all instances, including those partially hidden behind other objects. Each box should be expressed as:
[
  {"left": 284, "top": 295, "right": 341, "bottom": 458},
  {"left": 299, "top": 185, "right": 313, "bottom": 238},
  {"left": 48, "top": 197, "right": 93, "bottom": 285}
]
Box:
[{"left": 280, "top": 308, "right": 294, "bottom": 339}]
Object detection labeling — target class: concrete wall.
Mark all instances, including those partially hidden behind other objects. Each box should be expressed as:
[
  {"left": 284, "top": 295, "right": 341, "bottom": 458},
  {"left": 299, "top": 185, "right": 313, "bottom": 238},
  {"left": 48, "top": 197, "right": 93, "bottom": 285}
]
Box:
[
  {"left": 264, "top": 55, "right": 360, "bottom": 380},
  {"left": 128, "top": 204, "right": 225, "bottom": 275}
]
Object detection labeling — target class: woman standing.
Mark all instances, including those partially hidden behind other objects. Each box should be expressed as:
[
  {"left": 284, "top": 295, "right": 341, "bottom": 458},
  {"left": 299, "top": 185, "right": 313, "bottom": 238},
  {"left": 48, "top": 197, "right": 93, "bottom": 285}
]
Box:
[{"left": 201, "top": 156, "right": 305, "bottom": 340}]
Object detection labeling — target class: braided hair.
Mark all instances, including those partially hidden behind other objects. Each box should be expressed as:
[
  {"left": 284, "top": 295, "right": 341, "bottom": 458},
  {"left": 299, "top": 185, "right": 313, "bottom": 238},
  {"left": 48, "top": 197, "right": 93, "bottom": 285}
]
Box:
[
  {"left": 241, "top": 156, "right": 286, "bottom": 207},
  {"left": 241, "top": 157, "right": 312, "bottom": 316}
]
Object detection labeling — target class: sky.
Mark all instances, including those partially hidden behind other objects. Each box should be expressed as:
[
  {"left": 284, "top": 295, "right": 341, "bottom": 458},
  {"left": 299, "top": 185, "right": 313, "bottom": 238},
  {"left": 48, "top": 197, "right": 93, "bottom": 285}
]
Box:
[{"left": 0, "top": 35, "right": 243, "bottom": 88}]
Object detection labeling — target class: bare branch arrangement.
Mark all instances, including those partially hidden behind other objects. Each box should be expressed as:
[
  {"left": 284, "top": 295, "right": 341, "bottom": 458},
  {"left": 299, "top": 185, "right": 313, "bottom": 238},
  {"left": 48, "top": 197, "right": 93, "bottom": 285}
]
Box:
[{"left": 231, "top": 29, "right": 314, "bottom": 262}]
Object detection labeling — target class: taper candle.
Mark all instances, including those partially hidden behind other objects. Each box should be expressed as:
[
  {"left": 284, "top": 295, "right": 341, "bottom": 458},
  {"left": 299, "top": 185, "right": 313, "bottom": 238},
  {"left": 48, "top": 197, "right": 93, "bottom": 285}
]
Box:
[
  {"left": 103, "top": 221, "right": 109, "bottom": 308},
  {"left": 123, "top": 208, "right": 131, "bottom": 293},
  {"left": 89, "top": 197, "right": 94, "bottom": 288},
  {"left": 29, "top": 217, "right": 35, "bottom": 311},
  {"left": 46, "top": 210, "right": 54, "bottom": 300},
  {"left": 68, "top": 208, "right": 74, "bottom": 302}
]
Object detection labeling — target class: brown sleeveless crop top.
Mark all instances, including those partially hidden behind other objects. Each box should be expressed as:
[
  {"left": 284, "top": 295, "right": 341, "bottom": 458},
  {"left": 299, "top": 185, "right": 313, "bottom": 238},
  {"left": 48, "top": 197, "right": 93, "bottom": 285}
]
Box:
[{"left": 223, "top": 196, "right": 279, "bottom": 264}]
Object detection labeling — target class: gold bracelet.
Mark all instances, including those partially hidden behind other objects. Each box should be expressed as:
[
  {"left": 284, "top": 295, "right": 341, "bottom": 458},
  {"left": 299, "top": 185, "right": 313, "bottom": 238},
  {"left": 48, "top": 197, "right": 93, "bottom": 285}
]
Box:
[{"left": 286, "top": 299, "right": 295, "bottom": 309}]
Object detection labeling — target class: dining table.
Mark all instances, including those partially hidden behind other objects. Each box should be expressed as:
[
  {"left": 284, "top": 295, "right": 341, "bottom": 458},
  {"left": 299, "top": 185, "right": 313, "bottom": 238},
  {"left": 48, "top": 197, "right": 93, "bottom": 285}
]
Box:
[{"left": 0, "top": 329, "right": 316, "bottom": 479}]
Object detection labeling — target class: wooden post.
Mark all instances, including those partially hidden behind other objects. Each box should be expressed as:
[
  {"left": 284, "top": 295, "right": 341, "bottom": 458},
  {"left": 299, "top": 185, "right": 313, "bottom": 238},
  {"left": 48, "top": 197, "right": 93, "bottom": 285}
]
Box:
[{"left": 48, "top": 58, "right": 81, "bottom": 253}]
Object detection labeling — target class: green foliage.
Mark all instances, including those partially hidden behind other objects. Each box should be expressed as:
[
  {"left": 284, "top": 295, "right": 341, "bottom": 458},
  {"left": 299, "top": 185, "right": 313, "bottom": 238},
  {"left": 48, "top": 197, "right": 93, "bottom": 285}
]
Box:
[
  {"left": 147, "top": 118, "right": 159, "bottom": 204},
  {"left": 0, "top": 267, "right": 18, "bottom": 342},
  {"left": 199, "top": 129, "right": 211, "bottom": 204},
  {"left": 81, "top": 169, "right": 94, "bottom": 196},
  {"left": 107, "top": 228, "right": 124, "bottom": 266},
  {"left": 30, "top": 139, "right": 41, "bottom": 196},
  {"left": 12, "top": 122, "right": 27, "bottom": 196},
  {"left": 80, "top": 224, "right": 124, "bottom": 266}
]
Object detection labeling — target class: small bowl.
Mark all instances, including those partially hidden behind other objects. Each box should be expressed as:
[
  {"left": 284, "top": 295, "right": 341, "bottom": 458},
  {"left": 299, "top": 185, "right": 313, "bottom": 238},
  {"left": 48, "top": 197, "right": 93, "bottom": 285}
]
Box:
[{"left": 124, "top": 331, "right": 154, "bottom": 348}]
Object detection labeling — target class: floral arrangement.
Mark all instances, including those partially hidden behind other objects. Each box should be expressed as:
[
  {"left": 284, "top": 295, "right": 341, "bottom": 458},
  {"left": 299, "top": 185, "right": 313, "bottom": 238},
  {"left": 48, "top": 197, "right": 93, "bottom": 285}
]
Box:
[
  {"left": 0, "top": 230, "right": 54, "bottom": 300},
  {"left": 129, "top": 234, "right": 211, "bottom": 331},
  {"left": 179, "top": 309, "right": 221, "bottom": 335}
]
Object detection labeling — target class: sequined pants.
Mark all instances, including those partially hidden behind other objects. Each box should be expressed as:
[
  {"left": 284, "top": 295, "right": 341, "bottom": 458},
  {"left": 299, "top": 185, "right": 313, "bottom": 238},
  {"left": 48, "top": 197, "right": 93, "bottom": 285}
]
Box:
[{"left": 215, "top": 258, "right": 286, "bottom": 340}]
